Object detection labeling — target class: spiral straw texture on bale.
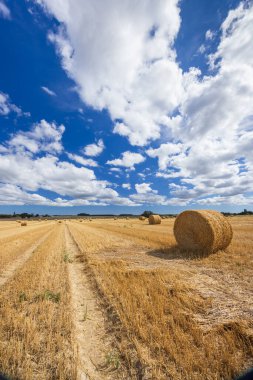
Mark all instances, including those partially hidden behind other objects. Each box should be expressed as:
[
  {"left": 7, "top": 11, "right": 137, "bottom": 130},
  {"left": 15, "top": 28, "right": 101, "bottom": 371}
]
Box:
[
  {"left": 173, "top": 210, "right": 233, "bottom": 253},
  {"left": 149, "top": 215, "right": 162, "bottom": 225}
]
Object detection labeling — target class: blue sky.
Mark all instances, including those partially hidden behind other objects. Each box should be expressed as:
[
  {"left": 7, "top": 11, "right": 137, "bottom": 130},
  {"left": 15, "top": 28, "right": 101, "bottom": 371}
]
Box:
[{"left": 0, "top": 0, "right": 252, "bottom": 215}]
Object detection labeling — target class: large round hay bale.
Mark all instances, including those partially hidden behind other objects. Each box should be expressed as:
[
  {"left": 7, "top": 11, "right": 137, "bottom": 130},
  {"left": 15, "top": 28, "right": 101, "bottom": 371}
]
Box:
[
  {"left": 149, "top": 215, "right": 161, "bottom": 225},
  {"left": 139, "top": 216, "right": 145, "bottom": 221},
  {"left": 21, "top": 222, "right": 27, "bottom": 226},
  {"left": 173, "top": 210, "right": 233, "bottom": 253}
]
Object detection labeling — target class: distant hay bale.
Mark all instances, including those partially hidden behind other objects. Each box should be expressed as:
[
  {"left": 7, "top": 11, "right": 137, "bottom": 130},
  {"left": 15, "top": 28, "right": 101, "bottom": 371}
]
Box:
[
  {"left": 149, "top": 215, "right": 161, "bottom": 225},
  {"left": 114, "top": 217, "right": 118, "bottom": 220},
  {"left": 139, "top": 216, "right": 145, "bottom": 221},
  {"left": 58, "top": 221, "right": 62, "bottom": 224},
  {"left": 173, "top": 210, "right": 233, "bottom": 253},
  {"left": 21, "top": 222, "right": 27, "bottom": 226}
]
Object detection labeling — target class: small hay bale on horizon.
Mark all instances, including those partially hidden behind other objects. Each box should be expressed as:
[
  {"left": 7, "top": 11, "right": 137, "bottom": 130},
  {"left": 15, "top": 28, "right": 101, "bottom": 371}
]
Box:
[
  {"left": 173, "top": 210, "right": 233, "bottom": 254},
  {"left": 21, "top": 222, "right": 27, "bottom": 226},
  {"left": 149, "top": 215, "right": 162, "bottom": 225},
  {"left": 139, "top": 216, "right": 146, "bottom": 221}
]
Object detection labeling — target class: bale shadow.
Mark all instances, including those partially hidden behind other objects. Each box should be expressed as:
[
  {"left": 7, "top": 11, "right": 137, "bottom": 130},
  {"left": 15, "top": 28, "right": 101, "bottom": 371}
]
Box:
[
  {"left": 0, "top": 373, "right": 16, "bottom": 380},
  {"left": 147, "top": 245, "right": 210, "bottom": 261}
]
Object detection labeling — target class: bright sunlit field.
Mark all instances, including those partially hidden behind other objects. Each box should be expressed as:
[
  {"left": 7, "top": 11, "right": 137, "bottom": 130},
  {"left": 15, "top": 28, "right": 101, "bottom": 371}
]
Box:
[{"left": 0, "top": 216, "right": 252, "bottom": 380}]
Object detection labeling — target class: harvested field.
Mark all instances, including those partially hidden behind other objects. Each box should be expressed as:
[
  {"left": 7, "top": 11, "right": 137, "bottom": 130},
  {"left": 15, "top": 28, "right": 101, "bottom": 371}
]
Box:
[{"left": 0, "top": 217, "right": 252, "bottom": 379}]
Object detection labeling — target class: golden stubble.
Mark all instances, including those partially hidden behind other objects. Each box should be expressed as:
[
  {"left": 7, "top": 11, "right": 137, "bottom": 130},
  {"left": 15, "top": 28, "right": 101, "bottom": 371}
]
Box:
[
  {"left": 68, "top": 217, "right": 253, "bottom": 380},
  {"left": 0, "top": 223, "right": 76, "bottom": 380}
]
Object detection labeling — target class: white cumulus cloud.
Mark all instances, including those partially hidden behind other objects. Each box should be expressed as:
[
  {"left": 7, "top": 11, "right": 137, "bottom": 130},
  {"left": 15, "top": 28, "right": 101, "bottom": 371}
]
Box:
[
  {"left": 67, "top": 153, "right": 98, "bottom": 167},
  {"left": 41, "top": 86, "right": 56, "bottom": 96},
  {"left": 146, "top": 1, "right": 253, "bottom": 206},
  {"left": 35, "top": 0, "right": 183, "bottom": 146},
  {"left": 0, "top": 91, "right": 29, "bottom": 117},
  {"left": 0, "top": 121, "right": 139, "bottom": 206},
  {"left": 83, "top": 139, "right": 104, "bottom": 157},
  {"left": 147, "top": 142, "right": 183, "bottom": 171},
  {"left": 135, "top": 183, "right": 157, "bottom": 194},
  {"left": 9, "top": 119, "right": 65, "bottom": 154},
  {"left": 205, "top": 29, "right": 214, "bottom": 40},
  {"left": 107, "top": 151, "right": 145, "bottom": 170}
]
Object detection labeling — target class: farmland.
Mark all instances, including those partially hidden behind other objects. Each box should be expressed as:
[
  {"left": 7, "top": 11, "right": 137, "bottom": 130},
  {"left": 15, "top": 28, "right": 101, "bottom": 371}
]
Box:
[{"left": 0, "top": 217, "right": 252, "bottom": 380}]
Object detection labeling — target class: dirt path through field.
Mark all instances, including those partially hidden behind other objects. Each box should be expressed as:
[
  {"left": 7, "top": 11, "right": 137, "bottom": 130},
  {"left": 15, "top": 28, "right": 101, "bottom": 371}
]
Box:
[
  {"left": 0, "top": 229, "right": 53, "bottom": 287},
  {"left": 65, "top": 224, "right": 124, "bottom": 380}
]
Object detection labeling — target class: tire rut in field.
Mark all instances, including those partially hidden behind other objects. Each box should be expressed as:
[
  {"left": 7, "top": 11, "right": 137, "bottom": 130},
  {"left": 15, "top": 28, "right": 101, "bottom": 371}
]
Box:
[
  {"left": 0, "top": 229, "right": 53, "bottom": 287},
  {"left": 64, "top": 224, "right": 123, "bottom": 380}
]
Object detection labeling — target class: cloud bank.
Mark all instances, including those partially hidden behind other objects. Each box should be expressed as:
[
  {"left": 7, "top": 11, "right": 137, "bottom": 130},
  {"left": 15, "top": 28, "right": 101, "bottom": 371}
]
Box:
[{"left": 1, "top": 1, "right": 253, "bottom": 208}]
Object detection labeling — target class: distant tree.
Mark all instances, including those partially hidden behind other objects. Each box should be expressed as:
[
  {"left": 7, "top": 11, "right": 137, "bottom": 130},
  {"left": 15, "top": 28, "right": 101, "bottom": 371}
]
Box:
[
  {"left": 20, "top": 213, "right": 34, "bottom": 219},
  {"left": 142, "top": 210, "right": 153, "bottom": 218}
]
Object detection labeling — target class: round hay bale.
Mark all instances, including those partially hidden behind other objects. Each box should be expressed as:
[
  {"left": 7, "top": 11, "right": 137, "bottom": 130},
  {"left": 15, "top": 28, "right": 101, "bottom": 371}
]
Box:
[
  {"left": 139, "top": 216, "right": 145, "bottom": 221},
  {"left": 149, "top": 215, "right": 161, "bottom": 225},
  {"left": 173, "top": 210, "right": 233, "bottom": 253},
  {"left": 58, "top": 221, "right": 62, "bottom": 224},
  {"left": 21, "top": 222, "right": 27, "bottom": 226}
]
